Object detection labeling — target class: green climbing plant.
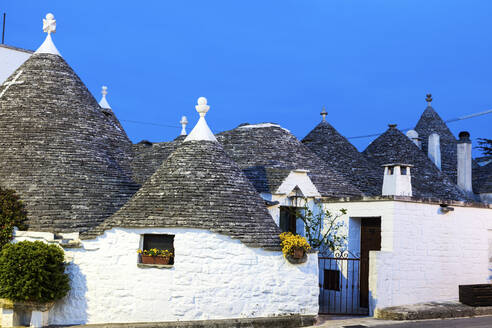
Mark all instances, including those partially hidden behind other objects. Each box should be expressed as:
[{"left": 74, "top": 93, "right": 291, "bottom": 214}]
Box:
[
  {"left": 291, "top": 199, "right": 347, "bottom": 254},
  {"left": 0, "top": 187, "right": 27, "bottom": 249}
]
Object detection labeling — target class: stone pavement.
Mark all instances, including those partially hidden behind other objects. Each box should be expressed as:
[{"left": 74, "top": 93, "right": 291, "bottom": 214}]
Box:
[{"left": 308, "top": 315, "right": 402, "bottom": 327}]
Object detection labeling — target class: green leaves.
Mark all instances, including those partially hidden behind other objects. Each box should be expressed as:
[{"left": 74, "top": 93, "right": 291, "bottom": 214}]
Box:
[
  {"left": 0, "top": 241, "right": 70, "bottom": 303},
  {"left": 0, "top": 187, "right": 27, "bottom": 249},
  {"left": 292, "top": 199, "right": 347, "bottom": 254}
]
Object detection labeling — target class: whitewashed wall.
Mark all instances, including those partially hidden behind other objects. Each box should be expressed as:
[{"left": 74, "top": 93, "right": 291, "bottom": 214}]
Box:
[
  {"left": 0, "top": 46, "right": 31, "bottom": 84},
  {"left": 15, "top": 227, "right": 318, "bottom": 325},
  {"left": 323, "top": 200, "right": 492, "bottom": 314}
]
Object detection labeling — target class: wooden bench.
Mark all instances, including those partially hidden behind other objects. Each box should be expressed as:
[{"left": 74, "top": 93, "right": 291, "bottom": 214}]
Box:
[{"left": 459, "top": 284, "right": 492, "bottom": 306}]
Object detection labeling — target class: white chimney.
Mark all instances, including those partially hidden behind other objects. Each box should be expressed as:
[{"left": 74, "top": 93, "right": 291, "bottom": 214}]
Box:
[
  {"left": 457, "top": 131, "right": 472, "bottom": 193},
  {"left": 382, "top": 163, "right": 413, "bottom": 197},
  {"left": 406, "top": 130, "right": 421, "bottom": 149},
  {"left": 428, "top": 133, "right": 441, "bottom": 170}
]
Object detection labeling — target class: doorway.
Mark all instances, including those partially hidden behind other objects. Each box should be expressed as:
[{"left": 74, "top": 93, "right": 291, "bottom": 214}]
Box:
[{"left": 360, "top": 217, "right": 381, "bottom": 308}]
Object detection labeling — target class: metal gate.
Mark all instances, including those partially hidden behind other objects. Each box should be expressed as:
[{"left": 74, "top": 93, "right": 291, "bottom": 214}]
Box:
[{"left": 318, "top": 251, "right": 369, "bottom": 315}]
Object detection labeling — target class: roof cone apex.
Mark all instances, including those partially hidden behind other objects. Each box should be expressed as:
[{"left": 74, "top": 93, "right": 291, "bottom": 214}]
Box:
[
  {"left": 184, "top": 97, "right": 217, "bottom": 142},
  {"left": 99, "top": 86, "right": 111, "bottom": 109},
  {"left": 35, "top": 34, "right": 60, "bottom": 56}
]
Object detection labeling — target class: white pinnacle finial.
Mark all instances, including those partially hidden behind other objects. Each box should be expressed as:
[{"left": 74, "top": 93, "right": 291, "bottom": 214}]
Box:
[
  {"left": 180, "top": 116, "right": 188, "bottom": 136},
  {"left": 35, "top": 13, "right": 60, "bottom": 55},
  {"left": 184, "top": 97, "right": 217, "bottom": 142},
  {"left": 99, "top": 85, "right": 111, "bottom": 109},
  {"left": 195, "top": 97, "right": 210, "bottom": 117},
  {"left": 43, "top": 13, "right": 56, "bottom": 35}
]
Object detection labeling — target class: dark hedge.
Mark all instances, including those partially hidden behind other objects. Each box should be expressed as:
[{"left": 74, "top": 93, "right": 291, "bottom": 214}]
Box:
[
  {"left": 0, "top": 187, "right": 27, "bottom": 249},
  {"left": 0, "top": 241, "right": 70, "bottom": 303}
]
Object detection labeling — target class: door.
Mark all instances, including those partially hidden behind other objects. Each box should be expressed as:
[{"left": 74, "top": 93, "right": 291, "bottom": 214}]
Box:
[{"left": 360, "top": 218, "right": 381, "bottom": 308}]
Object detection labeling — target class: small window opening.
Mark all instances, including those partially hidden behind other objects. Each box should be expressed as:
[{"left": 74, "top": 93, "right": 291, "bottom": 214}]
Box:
[
  {"left": 387, "top": 167, "right": 394, "bottom": 175},
  {"left": 401, "top": 167, "right": 407, "bottom": 175},
  {"left": 323, "top": 269, "right": 340, "bottom": 291},
  {"left": 140, "top": 234, "right": 175, "bottom": 265},
  {"left": 279, "top": 206, "right": 297, "bottom": 234}
]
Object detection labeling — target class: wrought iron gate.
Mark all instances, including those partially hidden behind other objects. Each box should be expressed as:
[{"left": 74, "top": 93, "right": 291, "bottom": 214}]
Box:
[{"left": 318, "top": 251, "right": 369, "bottom": 315}]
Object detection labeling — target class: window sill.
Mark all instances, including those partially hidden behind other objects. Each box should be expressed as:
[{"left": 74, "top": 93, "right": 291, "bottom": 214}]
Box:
[{"left": 137, "top": 263, "right": 174, "bottom": 269}]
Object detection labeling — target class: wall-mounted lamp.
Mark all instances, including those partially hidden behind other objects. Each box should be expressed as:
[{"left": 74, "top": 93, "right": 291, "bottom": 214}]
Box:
[{"left": 440, "top": 204, "right": 454, "bottom": 214}]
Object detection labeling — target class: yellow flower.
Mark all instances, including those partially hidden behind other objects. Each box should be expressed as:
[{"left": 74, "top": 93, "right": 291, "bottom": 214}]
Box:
[{"left": 279, "top": 233, "right": 310, "bottom": 257}]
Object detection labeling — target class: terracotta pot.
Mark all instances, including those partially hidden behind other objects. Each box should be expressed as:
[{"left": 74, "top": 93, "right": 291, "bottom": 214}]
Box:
[
  {"left": 141, "top": 255, "right": 155, "bottom": 264},
  {"left": 154, "top": 256, "right": 171, "bottom": 265},
  {"left": 293, "top": 248, "right": 305, "bottom": 259}
]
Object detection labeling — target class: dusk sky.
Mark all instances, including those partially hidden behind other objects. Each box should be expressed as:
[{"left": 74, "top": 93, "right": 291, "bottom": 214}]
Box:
[{"left": 3, "top": 1, "right": 491, "bottom": 156}]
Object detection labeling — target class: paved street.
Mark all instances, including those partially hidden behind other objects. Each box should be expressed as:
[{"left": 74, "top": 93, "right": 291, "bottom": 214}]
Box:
[{"left": 311, "top": 315, "right": 492, "bottom": 328}]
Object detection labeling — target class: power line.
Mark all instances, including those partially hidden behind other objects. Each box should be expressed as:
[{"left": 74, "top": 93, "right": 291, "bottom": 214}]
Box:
[
  {"left": 346, "top": 108, "right": 492, "bottom": 140},
  {"left": 119, "top": 108, "right": 492, "bottom": 138}
]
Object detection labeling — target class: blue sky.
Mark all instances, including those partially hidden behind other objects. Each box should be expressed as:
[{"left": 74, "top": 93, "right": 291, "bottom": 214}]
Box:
[{"left": 3, "top": 1, "right": 492, "bottom": 156}]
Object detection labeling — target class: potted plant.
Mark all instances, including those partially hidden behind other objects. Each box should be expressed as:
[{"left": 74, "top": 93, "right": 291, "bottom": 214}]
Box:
[
  {"left": 279, "top": 232, "right": 311, "bottom": 260},
  {"left": 137, "top": 248, "right": 173, "bottom": 265}
]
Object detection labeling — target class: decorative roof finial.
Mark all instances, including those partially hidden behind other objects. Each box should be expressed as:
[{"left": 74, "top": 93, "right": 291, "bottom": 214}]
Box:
[
  {"left": 35, "top": 13, "right": 60, "bottom": 55},
  {"left": 320, "top": 106, "right": 327, "bottom": 122},
  {"left": 180, "top": 116, "right": 188, "bottom": 136},
  {"left": 43, "top": 13, "right": 56, "bottom": 35},
  {"left": 195, "top": 97, "right": 210, "bottom": 117},
  {"left": 98, "top": 86, "right": 111, "bottom": 109},
  {"left": 184, "top": 97, "right": 217, "bottom": 142},
  {"left": 426, "top": 93, "right": 433, "bottom": 106}
]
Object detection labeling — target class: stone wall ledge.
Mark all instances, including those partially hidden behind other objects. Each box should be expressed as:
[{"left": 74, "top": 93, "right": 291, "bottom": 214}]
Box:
[
  {"left": 136, "top": 263, "right": 173, "bottom": 269},
  {"left": 321, "top": 195, "right": 492, "bottom": 209},
  {"left": 49, "top": 314, "right": 316, "bottom": 328},
  {"left": 375, "top": 301, "right": 492, "bottom": 320}
]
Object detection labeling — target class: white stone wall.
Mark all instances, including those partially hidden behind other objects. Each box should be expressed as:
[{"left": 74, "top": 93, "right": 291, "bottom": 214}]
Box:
[
  {"left": 323, "top": 200, "right": 492, "bottom": 313},
  {"left": 0, "top": 46, "right": 31, "bottom": 84},
  {"left": 15, "top": 227, "right": 319, "bottom": 325}
]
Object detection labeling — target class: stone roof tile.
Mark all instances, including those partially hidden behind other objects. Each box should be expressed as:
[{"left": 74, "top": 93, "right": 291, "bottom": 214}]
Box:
[
  {"left": 302, "top": 121, "right": 382, "bottom": 196},
  {"left": 216, "top": 124, "right": 362, "bottom": 197},
  {"left": 362, "top": 125, "right": 471, "bottom": 201},
  {"left": 415, "top": 105, "right": 458, "bottom": 183},
  {"left": 0, "top": 53, "right": 139, "bottom": 232},
  {"left": 87, "top": 140, "right": 282, "bottom": 249}
]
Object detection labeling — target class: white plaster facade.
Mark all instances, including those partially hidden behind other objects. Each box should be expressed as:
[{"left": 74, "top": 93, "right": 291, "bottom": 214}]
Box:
[
  {"left": 14, "top": 227, "right": 319, "bottom": 325},
  {"left": 0, "top": 45, "right": 32, "bottom": 84},
  {"left": 323, "top": 199, "right": 492, "bottom": 314}
]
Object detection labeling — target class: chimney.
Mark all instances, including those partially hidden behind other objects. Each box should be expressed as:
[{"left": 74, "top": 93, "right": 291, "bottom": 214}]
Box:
[
  {"left": 457, "top": 131, "right": 472, "bottom": 192},
  {"left": 406, "top": 130, "right": 421, "bottom": 149},
  {"left": 428, "top": 133, "right": 441, "bottom": 170},
  {"left": 382, "top": 163, "right": 413, "bottom": 197}
]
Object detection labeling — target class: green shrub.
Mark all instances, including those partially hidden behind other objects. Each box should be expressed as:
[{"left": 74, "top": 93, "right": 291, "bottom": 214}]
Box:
[
  {"left": 0, "top": 241, "right": 70, "bottom": 303},
  {"left": 0, "top": 187, "right": 27, "bottom": 249}
]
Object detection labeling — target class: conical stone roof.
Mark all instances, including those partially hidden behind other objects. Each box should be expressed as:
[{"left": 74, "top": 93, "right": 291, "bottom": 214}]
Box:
[
  {"left": 216, "top": 123, "right": 362, "bottom": 198},
  {"left": 415, "top": 104, "right": 458, "bottom": 183},
  {"left": 87, "top": 140, "right": 282, "bottom": 249},
  {"left": 363, "top": 125, "right": 470, "bottom": 201},
  {"left": 131, "top": 138, "right": 184, "bottom": 185},
  {"left": 0, "top": 52, "right": 139, "bottom": 232},
  {"left": 302, "top": 121, "right": 382, "bottom": 196}
]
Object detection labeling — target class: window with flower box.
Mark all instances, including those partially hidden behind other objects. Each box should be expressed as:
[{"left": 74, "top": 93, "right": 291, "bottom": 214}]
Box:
[{"left": 138, "top": 234, "right": 175, "bottom": 266}]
